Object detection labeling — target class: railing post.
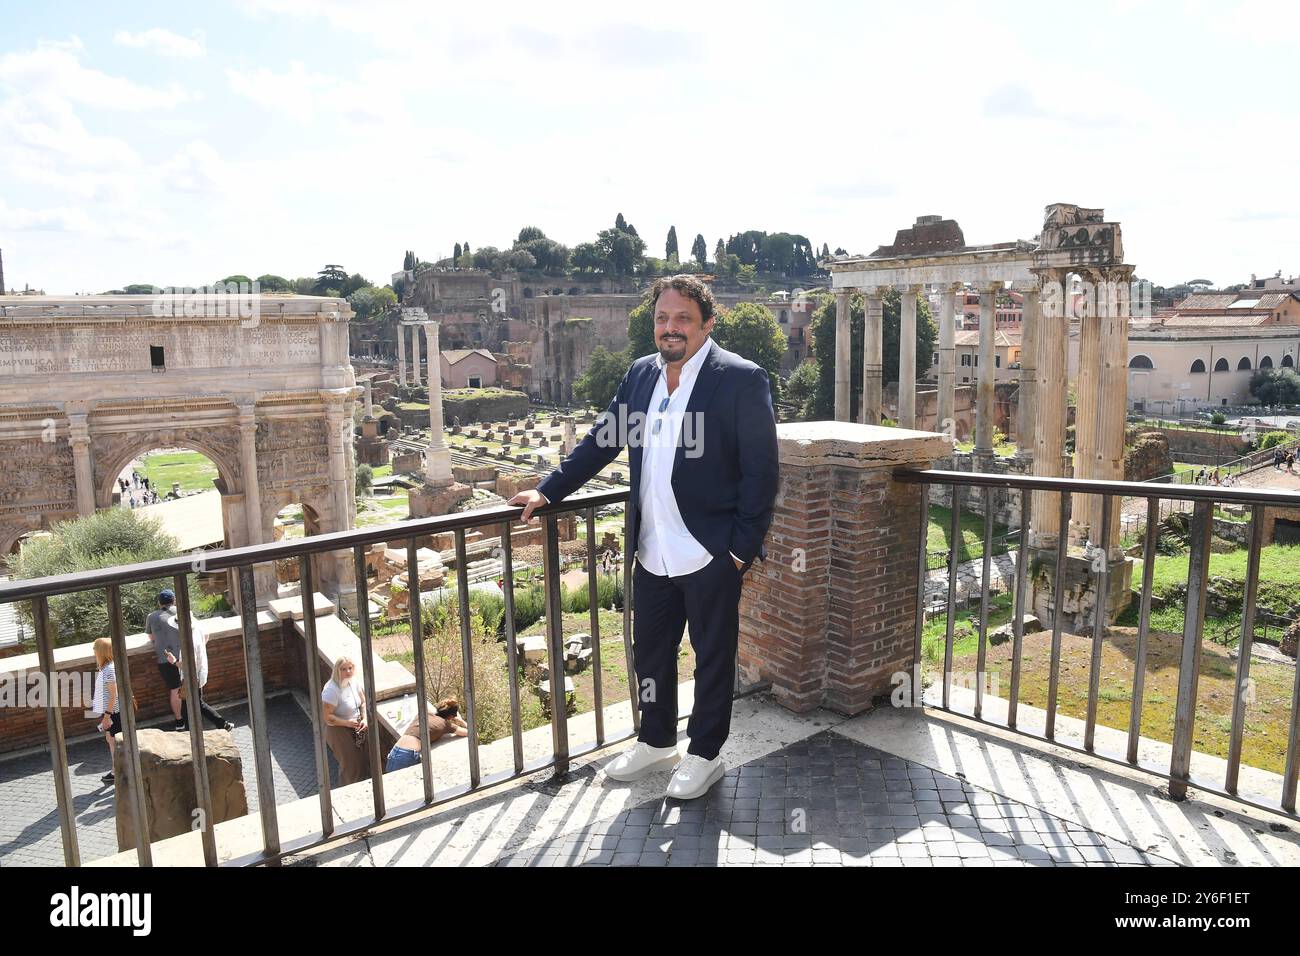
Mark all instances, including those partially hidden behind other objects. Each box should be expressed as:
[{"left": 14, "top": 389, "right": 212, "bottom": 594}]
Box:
[
  {"left": 452, "top": 530, "right": 481, "bottom": 788},
  {"left": 32, "top": 596, "right": 79, "bottom": 866},
  {"left": 1169, "top": 500, "right": 1213, "bottom": 800},
  {"left": 298, "top": 558, "right": 335, "bottom": 833},
  {"left": 353, "top": 545, "right": 386, "bottom": 817},
  {"left": 1128, "top": 497, "right": 1159, "bottom": 765},
  {"left": 105, "top": 585, "right": 152, "bottom": 867},
  {"left": 173, "top": 577, "right": 216, "bottom": 867},
  {"left": 1084, "top": 495, "right": 1113, "bottom": 752},
  {"left": 541, "top": 513, "right": 570, "bottom": 774},
  {"left": 404, "top": 539, "right": 435, "bottom": 805},
  {"left": 1226, "top": 505, "right": 1264, "bottom": 794},
  {"left": 497, "top": 521, "right": 525, "bottom": 775},
  {"left": 237, "top": 564, "right": 280, "bottom": 858}
]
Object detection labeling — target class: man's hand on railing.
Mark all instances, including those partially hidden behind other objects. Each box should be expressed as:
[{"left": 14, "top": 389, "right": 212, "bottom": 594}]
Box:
[{"left": 508, "top": 488, "right": 550, "bottom": 523}]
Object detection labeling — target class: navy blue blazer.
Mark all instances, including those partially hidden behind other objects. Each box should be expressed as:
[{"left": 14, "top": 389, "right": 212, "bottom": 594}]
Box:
[{"left": 537, "top": 340, "right": 780, "bottom": 567}]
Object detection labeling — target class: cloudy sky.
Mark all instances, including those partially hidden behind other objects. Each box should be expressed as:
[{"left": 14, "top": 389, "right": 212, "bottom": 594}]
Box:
[{"left": 1, "top": 0, "right": 1295, "bottom": 294}]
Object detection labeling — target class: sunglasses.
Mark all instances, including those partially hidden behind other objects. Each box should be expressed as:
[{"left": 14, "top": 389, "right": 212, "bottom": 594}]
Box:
[{"left": 652, "top": 396, "right": 670, "bottom": 436}]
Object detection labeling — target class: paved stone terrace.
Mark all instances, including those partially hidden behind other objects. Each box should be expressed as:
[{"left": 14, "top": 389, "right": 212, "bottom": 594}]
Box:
[
  {"left": 0, "top": 692, "right": 320, "bottom": 867},
  {"left": 490, "top": 730, "right": 1175, "bottom": 867}
]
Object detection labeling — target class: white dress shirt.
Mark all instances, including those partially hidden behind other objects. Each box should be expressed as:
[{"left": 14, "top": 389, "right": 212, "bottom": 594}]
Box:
[{"left": 637, "top": 337, "right": 718, "bottom": 577}]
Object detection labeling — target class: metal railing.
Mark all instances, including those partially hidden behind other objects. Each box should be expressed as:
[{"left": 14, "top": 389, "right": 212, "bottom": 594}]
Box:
[
  {"left": 0, "top": 489, "right": 763, "bottom": 867},
  {"left": 899, "top": 468, "right": 1300, "bottom": 820}
]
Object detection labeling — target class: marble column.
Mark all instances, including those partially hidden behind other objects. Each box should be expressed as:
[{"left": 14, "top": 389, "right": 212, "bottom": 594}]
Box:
[
  {"left": 1096, "top": 268, "right": 1133, "bottom": 554},
  {"left": 410, "top": 323, "right": 422, "bottom": 387},
  {"left": 397, "top": 322, "right": 407, "bottom": 386},
  {"left": 1072, "top": 271, "right": 1101, "bottom": 547},
  {"left": 1031, "top": 270, "right": 1068, "bottom": 547},
  {"left": 861, "top": 288, "right": 884, "bottom": 425},
  {"left": 423, "top": 322, "right": 453, "bottom": 486},
  {"left": 1017, "top": 288, "right": 1040, "bottom": 463},
  {"left": 325, "top": 405, "right": 354, "bottom": 532},
  {"left": 974, "top": 283, "right": 999, "bottom": 463},
  {"left": 237, "top": 406, "right": 263, "bottom": 547},
  {"left": 898, "top": 285, "right": 920, "bottom": 429},
  {"left": 363, "top": 377, "right": 374, "bottom": 418},
  {"left": 67, "top": 412, "right": 94, "bottom": 516},
  {"left": 938, "top": 284, "right": 958, "bottom": 440},
  {"left": 834, "top": 289, "right": 852, "bottom": 422}
]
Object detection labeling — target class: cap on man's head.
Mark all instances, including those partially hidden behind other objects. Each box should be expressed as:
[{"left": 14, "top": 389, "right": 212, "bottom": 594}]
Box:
[{"left": 158, "top": 589, "right": 176, "bottom": 605}]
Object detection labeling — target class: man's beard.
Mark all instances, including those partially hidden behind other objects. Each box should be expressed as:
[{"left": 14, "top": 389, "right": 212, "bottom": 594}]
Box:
[{"left": 658, "top": 335, "right": 687, "bottom": 362}]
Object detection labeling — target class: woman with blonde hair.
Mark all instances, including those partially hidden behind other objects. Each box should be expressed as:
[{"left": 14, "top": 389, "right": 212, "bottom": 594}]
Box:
[
  {"left": 321, "top": 656, "right": 371, "bottom": 786},
  {"left": 91, "top": 637, "right": 121, "bottom": 785}
]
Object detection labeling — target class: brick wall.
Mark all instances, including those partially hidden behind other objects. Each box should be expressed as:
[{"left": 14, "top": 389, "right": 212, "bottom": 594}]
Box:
[
  {"left": 0, "top": 619, "right": 298, "bottom": 755},
  {"left": 739, "top": 422, "right": 947, "bottom": 715}
]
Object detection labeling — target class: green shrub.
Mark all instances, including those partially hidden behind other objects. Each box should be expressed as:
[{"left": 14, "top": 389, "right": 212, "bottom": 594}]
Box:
[
  {"left": 1258, "top": 430, "right": 1292, "bottom": 451},
  {"left": 12, "top": 508, "right": 197, "bottom": 644}
]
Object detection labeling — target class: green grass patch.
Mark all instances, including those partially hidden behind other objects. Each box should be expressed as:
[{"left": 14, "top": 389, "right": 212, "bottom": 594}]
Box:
[
  {"left": 926, "top": 504, "right": 1011, "bottom": 570},
  {"left": 134, "top": 450, "right": 219, "bottom": 493}
]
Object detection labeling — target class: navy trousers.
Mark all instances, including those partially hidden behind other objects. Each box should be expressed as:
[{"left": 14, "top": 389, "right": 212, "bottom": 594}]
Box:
[{"left": 632, "top": 552, "right": 746, "bottom": 760}]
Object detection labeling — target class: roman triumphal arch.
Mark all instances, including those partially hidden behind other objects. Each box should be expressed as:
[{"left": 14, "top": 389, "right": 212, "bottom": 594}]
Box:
[{"left": 0, "top": 294, "right": 361, "bottom": 608}]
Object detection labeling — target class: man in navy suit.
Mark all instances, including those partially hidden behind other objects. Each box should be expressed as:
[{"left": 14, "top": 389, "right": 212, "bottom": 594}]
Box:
[{"left": 510, "top": 275, "right": 779, "bottom": 799}]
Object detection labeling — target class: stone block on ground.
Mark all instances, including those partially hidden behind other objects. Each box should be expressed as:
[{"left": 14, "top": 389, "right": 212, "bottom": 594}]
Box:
[{"left": 115, "top": 729, "right": 247, "bottom": 853}]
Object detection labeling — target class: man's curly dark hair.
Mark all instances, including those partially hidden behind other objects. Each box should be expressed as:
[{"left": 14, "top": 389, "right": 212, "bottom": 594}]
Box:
[{"left": 648, "top": 274, "right": 716, "bottom": 325}]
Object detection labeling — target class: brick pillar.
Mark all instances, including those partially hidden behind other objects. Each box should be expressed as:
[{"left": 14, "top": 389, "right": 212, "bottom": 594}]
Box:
[{"left": 738, "top": 421, "right": 949, "bottom": 715}]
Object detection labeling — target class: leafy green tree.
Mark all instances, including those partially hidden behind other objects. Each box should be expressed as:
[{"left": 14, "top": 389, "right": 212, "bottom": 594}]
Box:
[
  {"left": 713, "top": 238, "right": 725, "bottom": 264},
  {"left": 666, "top": 226, "right": 679, "bottom": 262},
  {"left": 256, "top": 274, "right": 291, "bottom": 292},
  {"left": 572, "top": 242, "right": 606, "bottom": 273},
  {"left": 355, "top": 463, "right": 373, "bottom": 497},
  {"left": 627, "top": 298, "right": 655, "bottom": 358},
  {"left": 292, "top": 276, "right": 316, "bottom": 294},
  {"left": 1250, "top": 368, "right": 1300, "bottom": 405},
  {"left": 314, "top": 264, "right": 348, "bottom": 295},
  {"left": 122, "top": 283, "right": 159, "bottom": 294},
  {"left": 219, "top": 274, "right": 252, "bottom": 287},
  {"left": 13, "top": 509, "right": 198, "bottom": 645},
  {"left": 348, "top": 285, "right": 397, "bottom": 320},
  {"left": 1257, "top": 430, "right": 1293, "bottom": 450},
  {"left": 517, "top": 226, "right": 546, "bottom": 244},
  {"left": 453, "top": 242, "right": 462, "bottom": 260},
  {"left": 712, "top": 302, "right": 786, "bottom": 401},
  {"left": 597, "top": 227, "right": 645, "bottom": 276},
  {"left": 692, "top": 233, "right": 707, "bottom": 266},
  {"left": 574, "top": 346, "right": 633, "bottom": 409},
  {"left": 785, "top": 360, "right": 819, "bottom": 419}
]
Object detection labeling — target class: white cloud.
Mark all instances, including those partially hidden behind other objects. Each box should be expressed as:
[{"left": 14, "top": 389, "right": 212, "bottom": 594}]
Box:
[
  {"left": 0, "top": 38, "right": 192, "bottom": 111},
  {"left": 113, "top": 28, "right": 206, "bottom": 59}
]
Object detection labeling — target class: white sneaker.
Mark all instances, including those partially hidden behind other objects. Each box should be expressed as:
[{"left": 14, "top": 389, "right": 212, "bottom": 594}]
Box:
[
  {"left": 665, "top": 753, "right": 725, "bottom": 800},
  {"left": 603, "top": 742, "right": 681, "bottom": 782}
]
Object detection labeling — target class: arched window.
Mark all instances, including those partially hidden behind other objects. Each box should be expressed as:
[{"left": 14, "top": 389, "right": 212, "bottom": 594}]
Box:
[
  {"left": 1237, "top": 357, "right": 1252, "bottom": 371},
  {"left": 1283, "top": 354, "right": 1295, "bottom": 368},
  {"left": 1260, "top": 355, "right": 1274, "bottom": 369},
  {"left": 1214, "top": 358, "right": 1230, "bottom": 372},
  {"left": 1190, "top": 359, "right": 1207, "bottom": 373},
  {"left": 1128, "top": 354, "right": 1155, "bottom": 369}
]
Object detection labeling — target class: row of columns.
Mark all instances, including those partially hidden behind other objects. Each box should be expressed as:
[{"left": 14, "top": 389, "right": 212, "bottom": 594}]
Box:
[
  {"left": 397, "top": 322, "right": 432, "bottom": 387},
  {"left": 1029, "top": 266, "right": 1133, "bottom": 556},
  {"left": 833, "top": 282, "right": 1042, "bottom": 473}
]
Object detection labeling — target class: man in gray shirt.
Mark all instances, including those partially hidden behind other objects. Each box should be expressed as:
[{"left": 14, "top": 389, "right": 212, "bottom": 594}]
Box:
[{"left": 145, "top": 589, "right": 185, "bottom": 731}]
